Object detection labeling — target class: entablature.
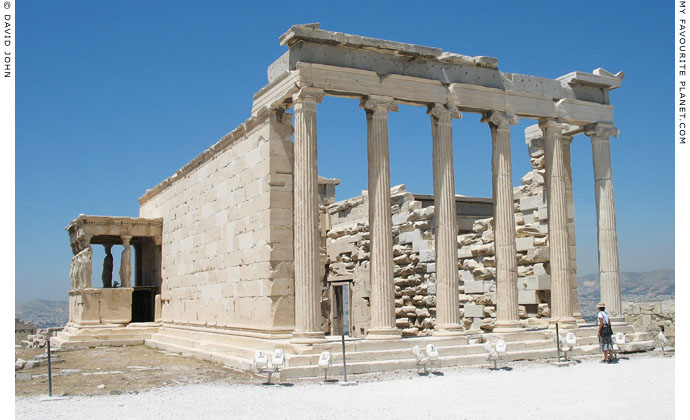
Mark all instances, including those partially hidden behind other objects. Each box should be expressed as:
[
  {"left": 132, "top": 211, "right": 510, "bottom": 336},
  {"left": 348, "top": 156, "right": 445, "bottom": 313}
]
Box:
[
  {"left": 66, "top": 215, "right": 163, "bottom": 252},
  {"left": 253, "top": 24, "right": 623, "bottom": 127}
]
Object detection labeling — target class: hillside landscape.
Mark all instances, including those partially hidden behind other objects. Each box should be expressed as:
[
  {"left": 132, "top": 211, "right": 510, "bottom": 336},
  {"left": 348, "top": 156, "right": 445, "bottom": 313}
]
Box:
[
  {"left": 577, "top": 269, "right": 675, "bottom": 319},
  {"left": 15, "top": 299, "right": 68, "bottom": 328}
]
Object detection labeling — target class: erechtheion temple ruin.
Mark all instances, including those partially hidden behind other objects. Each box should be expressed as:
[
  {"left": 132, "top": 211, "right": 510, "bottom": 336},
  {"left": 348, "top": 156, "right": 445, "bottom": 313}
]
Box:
[{"left": 53, "top": 24, "right": 654, "bottom": 376}]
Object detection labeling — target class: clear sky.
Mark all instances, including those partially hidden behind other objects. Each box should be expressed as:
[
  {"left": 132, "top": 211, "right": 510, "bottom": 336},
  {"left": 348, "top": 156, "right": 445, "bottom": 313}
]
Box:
[{"left": 14, "top": 1, "right": 673, "bottom": 304}]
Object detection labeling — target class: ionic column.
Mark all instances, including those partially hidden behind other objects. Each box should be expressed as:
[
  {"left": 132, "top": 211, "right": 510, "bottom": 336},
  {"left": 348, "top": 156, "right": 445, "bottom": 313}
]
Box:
[
  {"left": 561, "top": 135, "right": 586, "bottom": 325},
  {"left": 484, "top": 111, "right": 523, "bottom": 332},
  {"left": 119, "top": 235, "right": 132, "bottom": 288},
  {"left": 429, "top": 104, "right": 464, "bottom": 335},
  {"left": 291, "top": 87, "right": 327, "bottom": 344},
  {"left": 540, "top": 119, "right": 577, "bottom": 329},
  {"left": 362, "top": 95, "right": 401, "bottom": 340},
  {"left": 585, "top": 123, "right": 624, "bottom": 324}
]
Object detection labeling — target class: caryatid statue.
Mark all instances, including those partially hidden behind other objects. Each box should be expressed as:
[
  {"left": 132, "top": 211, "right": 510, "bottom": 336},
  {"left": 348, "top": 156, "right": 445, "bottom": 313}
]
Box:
[
  {"left": 102, "top": 244, "right": 114, "bottom": 288},
  {"left": 79, "top": 246, "right": 93, "bottom": 289},
  {"left": 69, "top": 254, "right": 78, "bottom": 290},
  {"left": 69, "top": 235, "right": 92, "bottom": 289},
  {"left": 119, "top": 236, "right": 132, "bottom": 288}
]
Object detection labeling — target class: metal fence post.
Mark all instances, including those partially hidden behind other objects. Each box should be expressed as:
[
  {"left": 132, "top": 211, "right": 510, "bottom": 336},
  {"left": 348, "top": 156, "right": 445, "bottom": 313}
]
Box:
[{"left": 47, "top": 338, "right": 53, "bottom": 397}]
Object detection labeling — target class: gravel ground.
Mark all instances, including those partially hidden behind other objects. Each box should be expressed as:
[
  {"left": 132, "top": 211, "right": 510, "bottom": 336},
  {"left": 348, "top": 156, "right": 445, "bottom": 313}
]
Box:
[{"left": 15, "top": 355, "right": 674, "bottom": 420}]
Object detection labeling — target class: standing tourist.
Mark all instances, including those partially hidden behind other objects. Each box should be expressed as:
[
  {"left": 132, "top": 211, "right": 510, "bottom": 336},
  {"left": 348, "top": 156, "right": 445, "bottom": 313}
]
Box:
[{"left": 597, "top": 302, "right": 614, "bottom": 362}]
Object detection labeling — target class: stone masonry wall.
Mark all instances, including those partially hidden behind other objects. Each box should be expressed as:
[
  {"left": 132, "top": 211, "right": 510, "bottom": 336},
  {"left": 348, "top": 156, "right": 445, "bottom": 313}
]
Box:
[
  {"left": 139, "top": 110, "right": 296, "bottom": 332},
  {"left": 324, "top": 154, "right": 553, "bottom": 337},
  {"left": 623, "top": 300, "right": 675, "bottom": 346}
]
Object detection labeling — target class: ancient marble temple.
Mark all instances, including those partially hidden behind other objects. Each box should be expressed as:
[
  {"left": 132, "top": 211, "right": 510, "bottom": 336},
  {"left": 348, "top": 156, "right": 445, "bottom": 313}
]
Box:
[{"left": 54, "top": 24, "right": 653, "bottom": 377}]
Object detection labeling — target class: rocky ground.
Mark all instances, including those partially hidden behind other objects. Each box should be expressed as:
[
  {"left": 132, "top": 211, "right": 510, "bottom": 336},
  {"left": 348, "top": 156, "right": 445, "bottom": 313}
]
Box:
[
  {"left": 14, "top": 345, "right": 256, "bottom": 397},
  {"left": 14, "top": 346, "right": 674, "bottom": 419}
]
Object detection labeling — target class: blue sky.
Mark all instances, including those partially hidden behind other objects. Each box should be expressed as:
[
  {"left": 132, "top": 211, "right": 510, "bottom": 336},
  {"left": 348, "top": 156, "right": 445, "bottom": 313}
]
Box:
[{"left": 14, "top": 1, "right": 673, "bottom": 304}]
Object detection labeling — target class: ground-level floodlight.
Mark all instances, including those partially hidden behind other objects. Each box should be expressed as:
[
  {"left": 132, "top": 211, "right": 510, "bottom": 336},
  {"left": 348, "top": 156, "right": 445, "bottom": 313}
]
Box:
[
  {"left": 495, "top": 339, "right": 507, "bottom": 356},
  {"left": 254, "top": 349, "right": 284, "bottom": 385},
  {"left": 254, "top": 350, "right": 268, "bottom": 372},
  {"left": 269, "top": 349, "right": 285, "bottom": 383},
  {"left": 558, "top": 333, "right": 576, "bottom": 361},
  {"left": 551, "top": 323, "right": 576, "bottom": 367},
  {"left": 484, "top": 340, "right": 505, "bottom": 370},
  {"left": 318, "top": 351, "right": 333, "bottom": 382},
  {"left": 613, "top": 332, "right": 625, "bottom": 359},
  {"left": 271, "top": 349, "right": 285, "bottom": 371},
  {"left": 426, "top": 344, "right": 439, "bottom": 361},
  {"left": 412, "top": 345, "right": 430, "bottom": 375},
  {"left": 565, "top": 332, "right": 576, "bottom": 360},
  {"left": 655, "top": 330, "right": 673, "bottom": 355},
  {"left": 613, "top": 332, "right": 634, "bottom": 360}
]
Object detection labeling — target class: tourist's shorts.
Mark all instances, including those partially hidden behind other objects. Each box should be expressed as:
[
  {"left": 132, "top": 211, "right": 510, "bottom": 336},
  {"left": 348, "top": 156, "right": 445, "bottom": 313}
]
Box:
[{"left": 599, "top": 335, "right": 614, "bottom": 351}]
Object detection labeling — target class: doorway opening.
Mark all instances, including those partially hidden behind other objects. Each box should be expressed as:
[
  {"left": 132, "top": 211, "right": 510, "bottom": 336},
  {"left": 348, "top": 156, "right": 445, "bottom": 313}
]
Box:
[{"left": 329, "top": 281, "right": 351, "bottom": 336}]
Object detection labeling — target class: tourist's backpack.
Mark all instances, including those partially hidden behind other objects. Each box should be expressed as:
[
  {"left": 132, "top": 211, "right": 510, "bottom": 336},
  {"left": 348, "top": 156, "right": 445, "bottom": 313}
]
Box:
[{"left": 601, "top": 322, "right": 613, "bottom": 338}]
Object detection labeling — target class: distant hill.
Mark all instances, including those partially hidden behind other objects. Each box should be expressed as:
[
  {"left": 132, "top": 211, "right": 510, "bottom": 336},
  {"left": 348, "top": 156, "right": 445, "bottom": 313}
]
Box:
[
  {"left": 577, "top": 269, "right": 674, "bottom": 320},
  {"left": 15, "top": 299, "right": 69, "bottom": 328}
]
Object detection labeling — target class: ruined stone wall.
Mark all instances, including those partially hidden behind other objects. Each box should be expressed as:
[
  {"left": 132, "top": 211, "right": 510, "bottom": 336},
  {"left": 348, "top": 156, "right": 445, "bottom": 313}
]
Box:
[
  {"left": 324, "top": 153, "right": 553, "bottom": 337},
  {"left": 623, "top": 300, "right": 675, "bottom": 346},
  {"left": 139, "top": 110, "right": 296, "bottom": 332}
]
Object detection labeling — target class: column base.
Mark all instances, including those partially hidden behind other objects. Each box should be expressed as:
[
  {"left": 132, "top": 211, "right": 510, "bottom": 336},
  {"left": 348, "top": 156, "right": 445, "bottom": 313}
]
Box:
[
  {"left": 548, "top": 317, "right": 578, "bottom": 330},
  {"left": 365, "top": 328, "right": 401, "bottom": 340},
  {"left": 433, "top": 324, "right": 465, "bottom": 336},
  {"left": 290, "top": 331, "right": 327, "bottom": 344},
  {"left": 573, "top": 312, "right": 588, "bottom": 326},
  {"left": 610, "top": 316, "right": 627, "bottom": 326},
  {"left": 493, "top": 320, "right": 525, "bottom": 333}
]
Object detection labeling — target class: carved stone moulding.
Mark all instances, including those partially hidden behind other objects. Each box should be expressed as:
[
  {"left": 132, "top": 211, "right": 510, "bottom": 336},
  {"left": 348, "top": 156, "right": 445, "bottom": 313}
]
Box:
[{"left": 66, "top": 215, "right": 163, "bottom": 254}]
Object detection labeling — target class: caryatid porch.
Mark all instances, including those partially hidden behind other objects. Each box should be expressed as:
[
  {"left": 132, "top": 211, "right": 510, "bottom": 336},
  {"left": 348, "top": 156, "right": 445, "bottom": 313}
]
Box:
[
  {"left": 65, "top": 215, "right": 163, "bottom": 326},
  {"left": 255, "top": 24, "right": 626, "bottom": 340}
]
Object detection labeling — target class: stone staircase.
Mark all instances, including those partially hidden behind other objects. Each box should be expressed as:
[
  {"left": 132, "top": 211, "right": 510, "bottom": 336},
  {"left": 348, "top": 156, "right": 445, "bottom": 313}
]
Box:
[
  {"left": 51, "top": 322, "right": 160, "bottom": 348},
  {"left": 144, "top": 323, "right": 655, "bottom": 379}
]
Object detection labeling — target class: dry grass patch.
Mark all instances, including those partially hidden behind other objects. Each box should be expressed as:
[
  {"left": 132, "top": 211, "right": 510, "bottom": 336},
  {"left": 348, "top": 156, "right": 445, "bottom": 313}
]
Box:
[{"left": 15, "top": 345, "right": 257, "bottom": 397}]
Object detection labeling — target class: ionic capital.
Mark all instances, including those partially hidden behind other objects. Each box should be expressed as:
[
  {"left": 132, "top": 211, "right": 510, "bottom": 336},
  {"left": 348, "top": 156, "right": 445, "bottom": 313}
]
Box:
[
  {"left": 292, "top": 87, "right": 325, "bottom": 111},
  {"left": 481, "top": 110, "right": 518, "bottom": 129},
  {"left": 360, "top": 95, "right": 399, "bottom": 116},
  {"left": 538, "top": 118, "right": 568, "bottom": 136},
  {"left": 584, "top": 123, "right": 619, "bottom": 142},
  {"left": 428, "top": 103, "right": 462, "bottom": 122}
]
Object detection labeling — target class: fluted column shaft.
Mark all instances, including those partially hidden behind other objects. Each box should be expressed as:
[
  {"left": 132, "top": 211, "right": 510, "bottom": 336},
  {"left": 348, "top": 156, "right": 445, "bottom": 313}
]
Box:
[
  {"left": 562, "top": 136, "right": 585, "bottom": 324},
  {"left": 362, "top": 96, "right": 401, "bottom": 339},
  {"left": 585, "top": 123, "right": 623, "bottom": 321},
  {"left": 291, "top": 88, "right": 327, "bottom": 344},
  {"left": 540, "top": 119, "right": 576, "bottom": 328},
  {"left": 429, "top": 104, "right": 464, "bottom": 335},
  {"left": 485, "top": 111, "right": 523, "bottom": 331}
]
